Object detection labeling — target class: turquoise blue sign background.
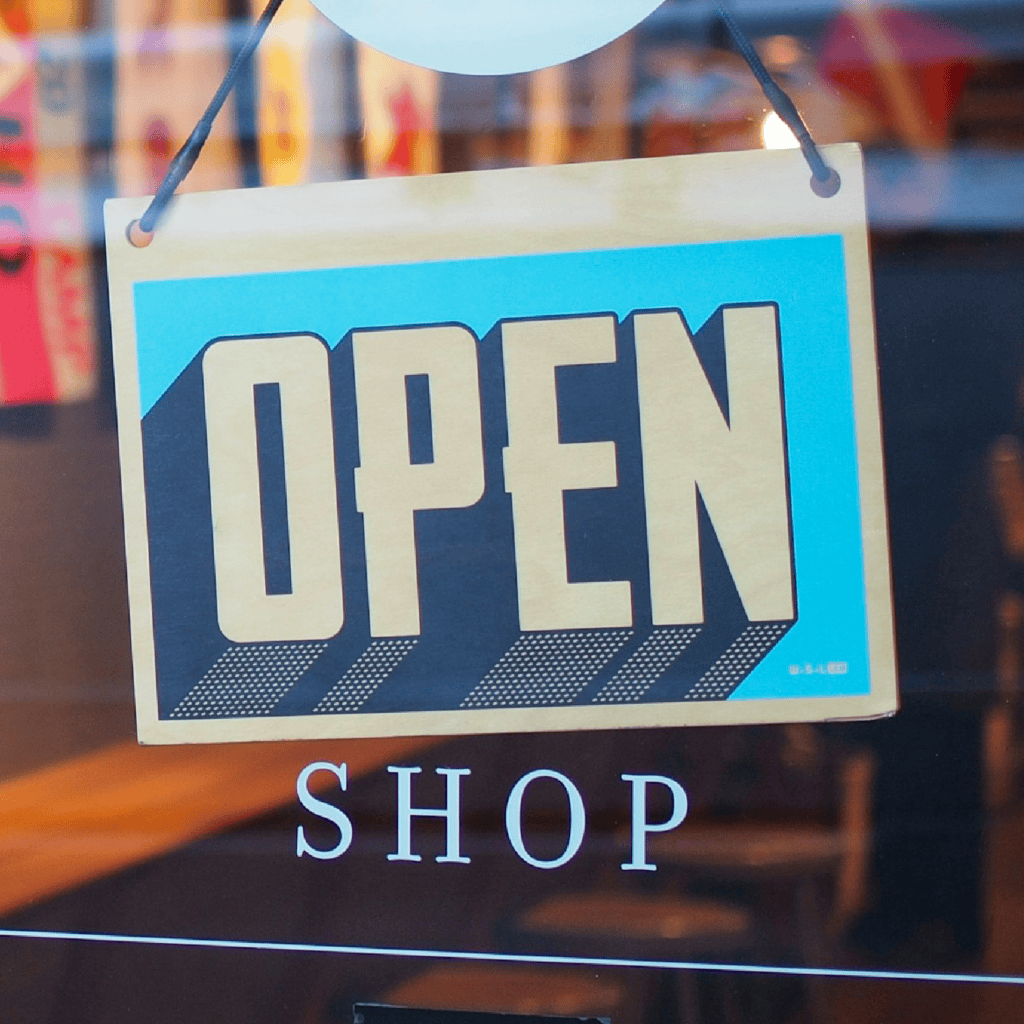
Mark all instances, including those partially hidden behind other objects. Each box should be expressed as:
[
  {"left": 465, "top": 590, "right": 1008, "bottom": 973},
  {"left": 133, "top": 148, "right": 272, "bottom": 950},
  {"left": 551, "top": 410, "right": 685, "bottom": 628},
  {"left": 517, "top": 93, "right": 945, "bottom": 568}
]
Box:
[{"left": 133, "top": 234, "right": 868, "bottom": 717}]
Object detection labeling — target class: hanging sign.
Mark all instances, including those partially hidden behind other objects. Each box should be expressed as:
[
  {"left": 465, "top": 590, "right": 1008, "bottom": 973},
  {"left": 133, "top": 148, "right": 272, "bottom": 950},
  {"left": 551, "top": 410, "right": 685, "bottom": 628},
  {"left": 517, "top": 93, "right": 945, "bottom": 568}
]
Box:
[
  {"left": 0, "top": 2, "right": 95, "bottom": 404},
  {"left": 105, "top": 144, "right": 897, "bottom": 744},
  {"left": 0, "top": 9, "right": 51, "bottom": 405},
  {"left": 31, "top": 0, "right": 99, "bottom": 402}
]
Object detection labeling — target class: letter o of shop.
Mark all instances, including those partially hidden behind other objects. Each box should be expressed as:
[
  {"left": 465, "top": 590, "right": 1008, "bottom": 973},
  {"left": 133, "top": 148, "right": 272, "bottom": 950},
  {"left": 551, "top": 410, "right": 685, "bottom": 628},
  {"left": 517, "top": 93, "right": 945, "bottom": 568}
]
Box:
[{"left": 505, "top": 768, "right": 586, "bottom": 869}]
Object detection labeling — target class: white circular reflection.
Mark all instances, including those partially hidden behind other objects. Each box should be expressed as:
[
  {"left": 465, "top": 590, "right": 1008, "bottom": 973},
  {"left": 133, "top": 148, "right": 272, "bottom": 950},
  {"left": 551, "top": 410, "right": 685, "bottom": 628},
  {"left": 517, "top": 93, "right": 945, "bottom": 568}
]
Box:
[{"left": 311, "top": 0, "right": 666, "bottom": 75}]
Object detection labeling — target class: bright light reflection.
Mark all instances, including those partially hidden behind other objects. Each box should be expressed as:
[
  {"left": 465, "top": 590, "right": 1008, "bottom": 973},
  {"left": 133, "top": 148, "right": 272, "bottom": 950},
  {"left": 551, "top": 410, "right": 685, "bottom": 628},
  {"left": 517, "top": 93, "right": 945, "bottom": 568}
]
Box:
[{"left": 762, "top": 111, "right": 799, "bottom": 150}]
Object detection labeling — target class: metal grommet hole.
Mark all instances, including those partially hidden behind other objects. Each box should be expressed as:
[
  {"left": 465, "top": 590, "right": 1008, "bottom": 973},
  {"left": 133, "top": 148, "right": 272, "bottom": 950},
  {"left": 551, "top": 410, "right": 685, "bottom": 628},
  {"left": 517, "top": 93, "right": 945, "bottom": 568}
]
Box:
[
  {"left": 127, "top": 219, "right": 154, "bottom": 248},
  {"left": 810, "top": 168, "right": 841, "bottom": 198}
]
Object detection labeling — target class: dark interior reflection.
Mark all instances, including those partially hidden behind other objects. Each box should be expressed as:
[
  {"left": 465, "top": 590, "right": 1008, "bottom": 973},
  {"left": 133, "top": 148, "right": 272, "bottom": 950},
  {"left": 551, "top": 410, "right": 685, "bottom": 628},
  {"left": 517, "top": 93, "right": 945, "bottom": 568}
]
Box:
[{"left": 1, "top": 0, "right": 1024, "bottom": 1021}]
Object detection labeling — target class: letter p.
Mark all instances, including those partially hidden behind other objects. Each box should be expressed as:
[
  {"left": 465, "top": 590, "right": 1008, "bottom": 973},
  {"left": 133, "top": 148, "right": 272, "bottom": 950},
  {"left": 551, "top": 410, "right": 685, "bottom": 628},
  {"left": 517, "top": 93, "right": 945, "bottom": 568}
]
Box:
[{"left": 620, "top": 773, "right": 688, "bottom": 871}]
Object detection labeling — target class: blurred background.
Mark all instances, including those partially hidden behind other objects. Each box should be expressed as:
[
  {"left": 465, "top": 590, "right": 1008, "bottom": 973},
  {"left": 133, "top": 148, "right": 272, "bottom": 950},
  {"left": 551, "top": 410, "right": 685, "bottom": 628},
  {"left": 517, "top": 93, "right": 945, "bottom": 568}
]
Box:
[{"left": 1, "top": 0, "right": 1024, "bottom": 1021}]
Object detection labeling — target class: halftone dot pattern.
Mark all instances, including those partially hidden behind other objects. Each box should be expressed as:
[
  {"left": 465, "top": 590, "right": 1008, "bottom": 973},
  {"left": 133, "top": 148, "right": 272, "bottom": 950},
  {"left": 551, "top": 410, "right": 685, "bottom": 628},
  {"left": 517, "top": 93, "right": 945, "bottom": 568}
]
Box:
[
  {"left": 313, "top": 638, "right": 418, "bottom": 713},
  {"left": 169, "top": 642, "right": 328, "bottom": 719},
  {"left": 683, "top": 621, "right": 792, "bottom": 701},
  {"left": 591, "top": 626, "right": 703, "bottom": 703},
  {"left": 461, "top": 629, "right": 633, "bottom": 709}
]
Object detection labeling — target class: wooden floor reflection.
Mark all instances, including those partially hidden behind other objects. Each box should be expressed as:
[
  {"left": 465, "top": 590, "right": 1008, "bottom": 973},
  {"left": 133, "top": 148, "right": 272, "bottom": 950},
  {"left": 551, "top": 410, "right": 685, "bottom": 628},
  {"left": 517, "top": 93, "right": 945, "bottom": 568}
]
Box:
[{"left": 0, "top": 735, "right": 435, "bottom": 917}]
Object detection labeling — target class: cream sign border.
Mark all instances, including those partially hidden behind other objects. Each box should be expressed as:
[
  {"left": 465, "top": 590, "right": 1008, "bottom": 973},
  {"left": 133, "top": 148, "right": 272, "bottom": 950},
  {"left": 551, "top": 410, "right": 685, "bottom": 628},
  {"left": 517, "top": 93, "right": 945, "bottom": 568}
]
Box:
[{"left": 105, "top": 143, "right": 898, "bottom": 744}]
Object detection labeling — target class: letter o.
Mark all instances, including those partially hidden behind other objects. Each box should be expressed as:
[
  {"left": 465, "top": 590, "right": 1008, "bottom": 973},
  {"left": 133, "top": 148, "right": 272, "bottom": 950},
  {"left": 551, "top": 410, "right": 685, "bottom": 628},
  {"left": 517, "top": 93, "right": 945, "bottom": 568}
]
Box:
[
  {"left": 203, "top": 334, "right": 344, "bottom": 643},
  {"left": 505, "top": 769, "right": 585, "bottom": 869}
]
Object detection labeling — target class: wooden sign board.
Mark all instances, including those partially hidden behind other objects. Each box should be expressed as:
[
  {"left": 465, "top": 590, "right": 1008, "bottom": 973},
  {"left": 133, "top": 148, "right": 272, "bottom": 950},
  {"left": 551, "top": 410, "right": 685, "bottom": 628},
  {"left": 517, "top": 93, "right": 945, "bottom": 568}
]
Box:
[{"left": 105, "top": 144, "right": 897, "bottom": 744}]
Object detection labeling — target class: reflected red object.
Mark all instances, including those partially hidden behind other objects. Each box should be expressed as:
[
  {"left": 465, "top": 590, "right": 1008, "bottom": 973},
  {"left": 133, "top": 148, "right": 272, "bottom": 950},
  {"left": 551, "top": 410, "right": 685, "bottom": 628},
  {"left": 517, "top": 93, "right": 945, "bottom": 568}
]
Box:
[
  {"left": 817, "top": 8, "right": 982, "bottom": 136},
  {"left": 0, "top": 74, "right": 56, "bottom": 404},
  {"left": 0, "top": 0, "right": 29, "bottom": 37},
  {"left": 271, "top": 89, "right": 296, "bottom": 161},
  {"left": 643, "top": 119, "right": 699, "bottom": 158},
  {"left": 144, "top": 117, "right": 172, "bottom": 193},
  {"left": 384, "top": 83, "right": 421, "bottom": 175}
]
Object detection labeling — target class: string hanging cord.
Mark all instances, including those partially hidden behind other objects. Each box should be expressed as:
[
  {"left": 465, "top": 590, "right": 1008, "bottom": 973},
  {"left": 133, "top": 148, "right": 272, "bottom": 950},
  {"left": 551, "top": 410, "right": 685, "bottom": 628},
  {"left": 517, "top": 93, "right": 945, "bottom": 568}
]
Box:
[
  {"left": 125, "top": 0, "right": 839, "bottom": 246},
  {"left": 127, "top": 0, "right": 288, "bottom": 246},
  {"left": 716, "top": 3, "right": 840, "bottom": 197}
]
